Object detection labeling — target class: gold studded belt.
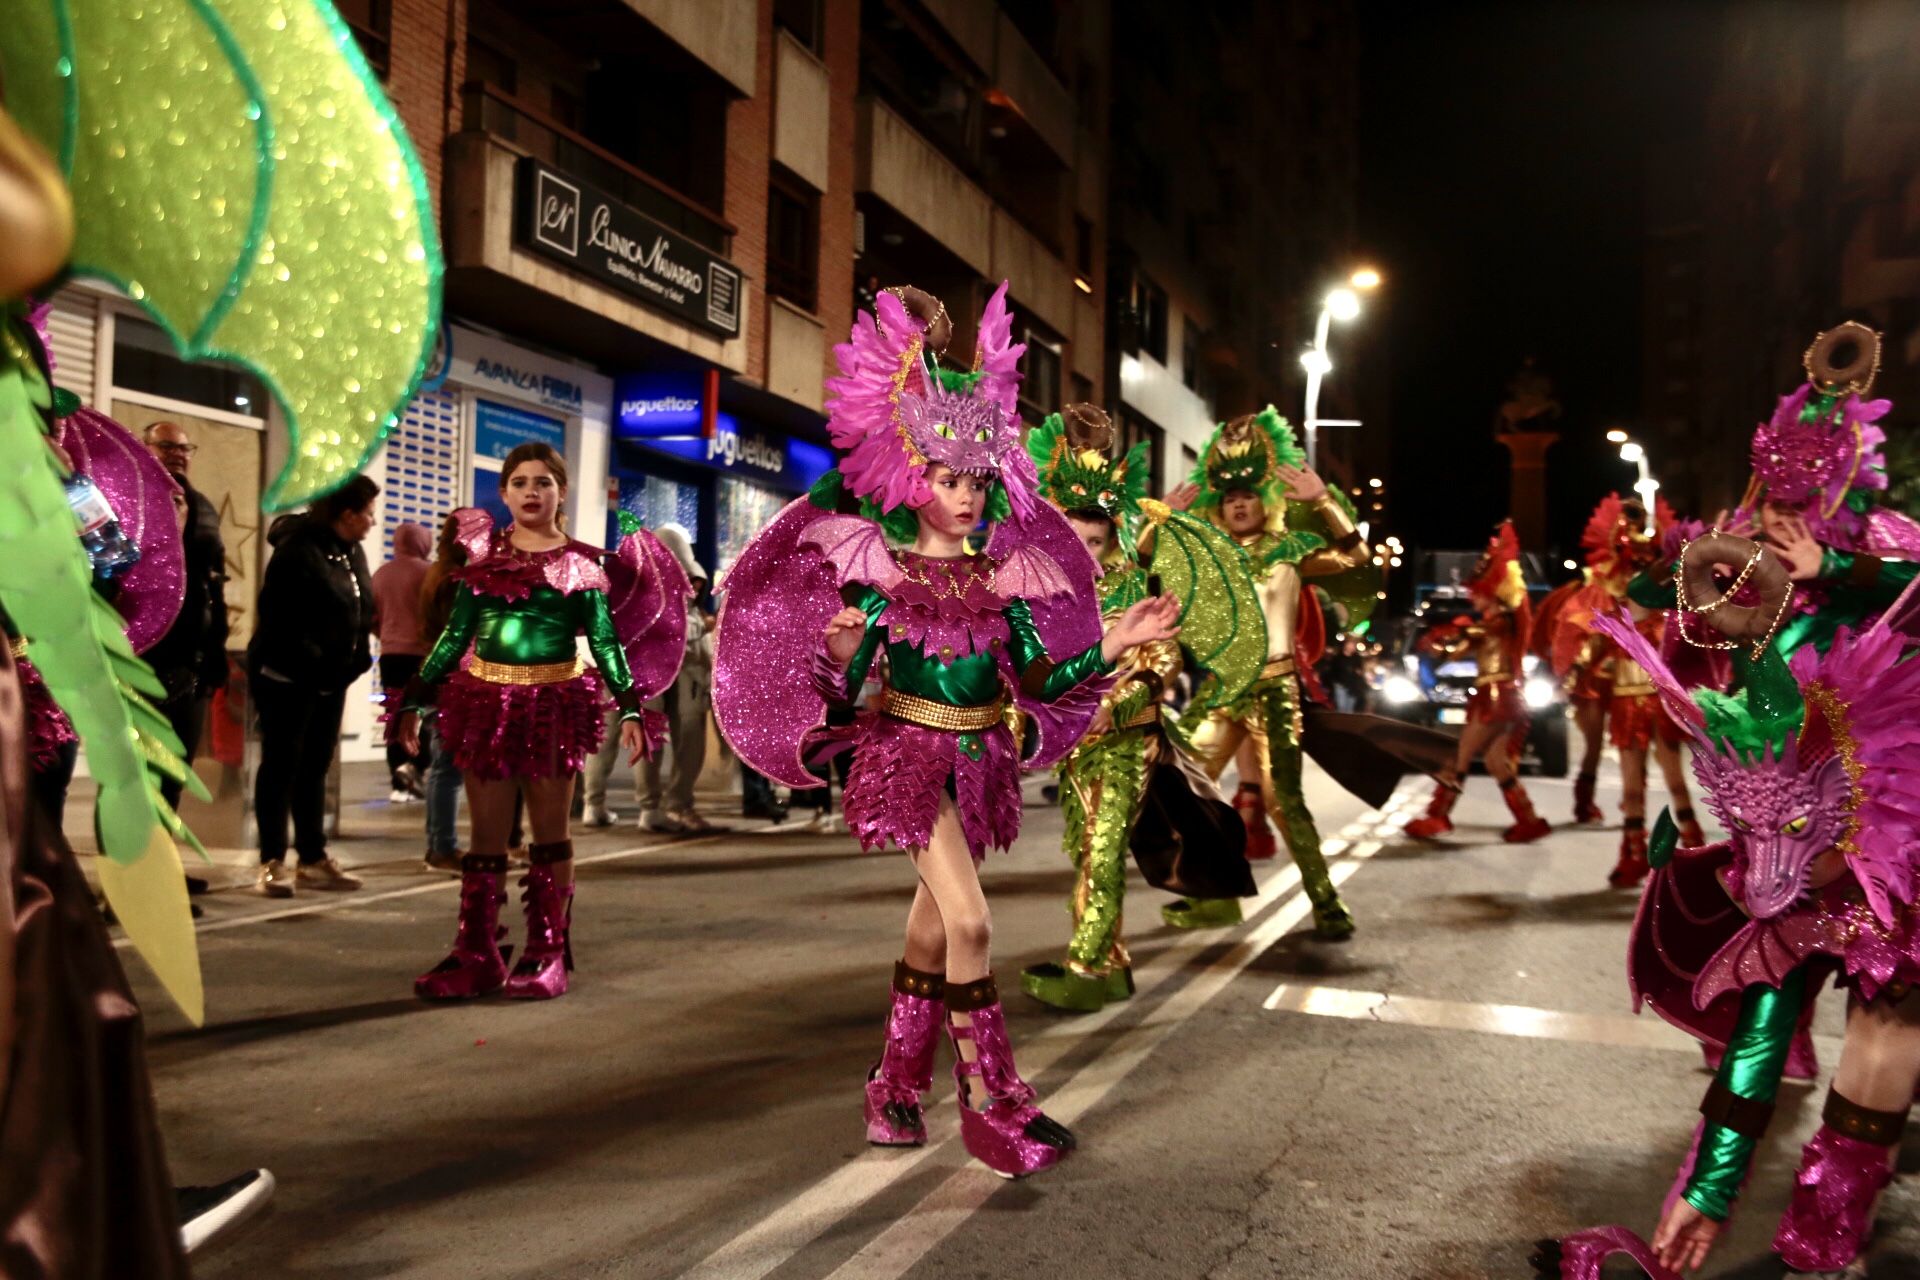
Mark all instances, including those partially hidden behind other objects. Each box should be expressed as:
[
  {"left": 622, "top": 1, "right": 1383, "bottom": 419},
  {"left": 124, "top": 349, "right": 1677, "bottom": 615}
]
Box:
[
  {"left": 468, "top": 656, "right": 584, "bottom": 686},
  {"left": 1614, "top": 682, "right": 1655, "bottom": 698},
  {"left": 1260, "top": 657, "right": 1296, "bottom": 679},
  {"left": 882, "top": 687, "right": 1005, "bottom": 732}
]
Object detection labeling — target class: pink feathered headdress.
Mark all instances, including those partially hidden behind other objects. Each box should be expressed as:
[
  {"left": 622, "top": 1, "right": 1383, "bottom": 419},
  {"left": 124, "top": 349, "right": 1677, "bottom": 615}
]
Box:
[{"left": 823, "top": 281, "right": 1034, "bottom": 521}]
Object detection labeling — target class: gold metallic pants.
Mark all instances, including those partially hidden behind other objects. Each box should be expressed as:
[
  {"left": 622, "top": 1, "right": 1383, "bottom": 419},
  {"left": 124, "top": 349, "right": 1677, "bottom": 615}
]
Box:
[{"left": 1188, "top": 679, "right": 1341, "bottom": 908}]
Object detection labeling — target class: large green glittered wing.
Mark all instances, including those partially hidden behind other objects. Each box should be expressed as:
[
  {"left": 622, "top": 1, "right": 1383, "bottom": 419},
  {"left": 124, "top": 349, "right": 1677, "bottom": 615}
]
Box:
[
  {"left": 0, "top": 310, "right": 205, "bottom": 1023},
  {"left": 1144, "top": 507, "right": 1267, "bottom": 705},
  {"left": 0, "top": 0, "right": 443, "bottom": 511}
]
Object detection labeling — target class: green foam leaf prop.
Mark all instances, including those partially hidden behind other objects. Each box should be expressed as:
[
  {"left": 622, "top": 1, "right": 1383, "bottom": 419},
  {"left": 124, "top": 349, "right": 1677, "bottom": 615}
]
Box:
[{"left": 0, "top": 0, "right": 444, "bottom": 511}]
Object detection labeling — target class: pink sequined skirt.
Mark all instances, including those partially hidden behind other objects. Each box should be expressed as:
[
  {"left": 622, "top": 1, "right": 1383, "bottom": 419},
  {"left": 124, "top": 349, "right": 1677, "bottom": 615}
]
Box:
[
  {"left": 20, "top": 657, "right": 77, "bottom": 773},
  {"left": 838, "top": 713, "right": 1023, "bottom": 862},
  {"left": 436, "top": 668, "right": 608, "bottom": 781}
]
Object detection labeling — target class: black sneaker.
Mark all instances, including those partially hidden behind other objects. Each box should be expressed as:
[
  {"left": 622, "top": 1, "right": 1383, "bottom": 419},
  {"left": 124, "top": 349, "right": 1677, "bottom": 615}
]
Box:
[{"left": 177, "top": 1168, "right": 276, "bottom": 1254}]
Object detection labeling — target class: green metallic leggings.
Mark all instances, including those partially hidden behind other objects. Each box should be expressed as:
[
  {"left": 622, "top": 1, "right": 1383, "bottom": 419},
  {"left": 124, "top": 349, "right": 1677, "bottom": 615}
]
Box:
[
  {"left": 1057, "top": 727, "right": 1152, "bottom": 976},
  {"left": 1192, "top": 681, "right": 1341, "bottom": 909}
]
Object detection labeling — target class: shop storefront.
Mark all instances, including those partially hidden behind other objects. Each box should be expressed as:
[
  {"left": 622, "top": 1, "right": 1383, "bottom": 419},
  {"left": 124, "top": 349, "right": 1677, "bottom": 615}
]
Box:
[{"left": 609, "top": 373, "right": 832, "bottom": 580}]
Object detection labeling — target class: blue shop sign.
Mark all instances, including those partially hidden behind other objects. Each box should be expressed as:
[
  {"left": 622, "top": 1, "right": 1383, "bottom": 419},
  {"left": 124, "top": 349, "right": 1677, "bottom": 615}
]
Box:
[
  {"left": 475, "top": 398, "right": 567, "bottom": 461},
  {"left": 623, "top": 413, "right": 832, "bottom": 493},
  {"left": 615, "top": 373, "right": 705, "bottom": 439}
]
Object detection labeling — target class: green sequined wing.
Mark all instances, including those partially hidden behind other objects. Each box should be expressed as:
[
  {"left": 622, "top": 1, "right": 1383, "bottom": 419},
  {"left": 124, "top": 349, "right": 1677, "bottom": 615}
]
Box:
[
  {"left": 0, "top": 0, "right": 443, "bottom": 511},
  {"left": 0, "top": 311, "right": 205, "bottom": 1020},
  {"left": 1149, "top": 510, "right": 1267, "bottom": 705}
]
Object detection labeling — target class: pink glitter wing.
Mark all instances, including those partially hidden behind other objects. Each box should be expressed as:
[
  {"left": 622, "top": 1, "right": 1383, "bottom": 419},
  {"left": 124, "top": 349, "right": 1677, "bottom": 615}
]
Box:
[
  {"left": 1542, "top": 1227, "right": 1681, "bottom": 1280},
  {"left": 994, "top": 543, "right": 1074, "bottom": 600},
  {"left": 714, "top": 497, "right": 849, "bottom": 788},
  {"left": 56, "top": 406, "right": 184, "bottom": 654},
  {"left": 985, "top": 501, "right": 1107, "bottom": 769},
  {"left": 824, "top": 291, "right": 934, "bottom": 514},
  {"left": 450, "top": 507, "right": 495, "bottom": 565},
  {"left": 799, "top": 513, "right": 906, "bottom": 592},
  {"left": 1592, "top": 612, "right": 1708, "bottom": 741},
  {"left": 1863, "top": 507, "right": 1920, "bottom": 562},
  {"left": 605, "top": 527, "right": 691, "bottom": 703},
  {"left": 1791, "top": 618, "right": 1920, "bottom": 926},
  {"left": 1627, "top": 842, "right": 1746, "bottom": 1049}
]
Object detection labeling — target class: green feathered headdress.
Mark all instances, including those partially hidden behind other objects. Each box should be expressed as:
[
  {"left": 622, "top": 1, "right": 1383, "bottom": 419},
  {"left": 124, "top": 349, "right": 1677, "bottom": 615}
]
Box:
[
  {"left": 1694, "top": 649, "right": 1808, "bottom": 763},
  {"left": 1027, "top": 403, "right": 1149, "bottom": 526},
  {"left": 1190, "top": 406, "right": 1305, "bottom": 512}
]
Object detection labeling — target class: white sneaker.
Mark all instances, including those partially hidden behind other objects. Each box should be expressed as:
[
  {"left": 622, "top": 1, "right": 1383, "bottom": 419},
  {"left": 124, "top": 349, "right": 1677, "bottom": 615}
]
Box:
[
  {"left": 256, "top": 860, "right": 294, "bottom": 898},
  {"left": 642, "top": 809, "right": 686, "bottom": 834},
  {"left": 819, "top": 812, "right": 846, "bottom": 834},
  {"left": 583, "top": 803, "right": 614, "bottom": 828},
  {"left": 178, "top": 1168, "right": 277, "bottom": 1254},
  {"left": 388, "top": 788, "right": 418, "bottom": 804},
  {"left": 295, "top": 858, "right": 363, "bottom": 891}
]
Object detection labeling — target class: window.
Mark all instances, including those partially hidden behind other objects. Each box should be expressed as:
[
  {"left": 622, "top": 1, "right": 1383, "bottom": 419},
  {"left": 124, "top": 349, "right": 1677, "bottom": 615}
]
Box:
[
  {"left": 1130, "top": 274, "right": 1167, "bottom": 363},
  {"left": 767, "top": 168, "right": 820, "bottom": 311},
  {"left": 1118, "top": 410, "right": 1165, "bottom": 493},
  {"left": 336, "top": 0, "right": 391, "bottom": 77},
  {"left": 1181, "top": 319, "right": 1203, "bottom": 392},
  {"left": 113, "top": 313, "right": 268, "bottom": 415},
  {"left": 1070, "top": 374, "right": 1093, "bottom": 406},
  {"left": 465, "top": 37, "right": 517, "bottom": 96},
  {"left": 1073, "top": 216, "right": 1094, "bottom": 279},
  {"left": 1018, "top": 324, "right": 1063, "bottom": 426},
  {"left": 775, "top": 0, "right": 825, "bottom": 54}
]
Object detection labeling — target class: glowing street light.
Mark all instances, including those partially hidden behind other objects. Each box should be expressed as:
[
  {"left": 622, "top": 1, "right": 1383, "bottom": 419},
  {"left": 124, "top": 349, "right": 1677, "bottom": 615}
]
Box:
[
  {"left": 1606, "top": 428, "right": 1630, "bottom": 445},
  {"left": 1618, "top": 441, "right": 1645, "bottom": 464},
  {"left": 1303, "top": 274, "right": 1380, "bottom": 468},
  {"left": 1299, "top": 348, "right": 1333, "bottom": 377},
  {"left": 1350, "top": 267, "right": 1383, "bottom": 291}
]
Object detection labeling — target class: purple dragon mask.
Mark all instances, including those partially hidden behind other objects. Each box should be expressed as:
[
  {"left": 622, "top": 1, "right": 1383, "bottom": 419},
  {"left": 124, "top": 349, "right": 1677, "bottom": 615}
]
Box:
[
  {"left": 1596, "top": 573, "right": 1920, "bottom": 926},
  {"left": 823, "top": 281, "right": 1035, "bottom": 520}
]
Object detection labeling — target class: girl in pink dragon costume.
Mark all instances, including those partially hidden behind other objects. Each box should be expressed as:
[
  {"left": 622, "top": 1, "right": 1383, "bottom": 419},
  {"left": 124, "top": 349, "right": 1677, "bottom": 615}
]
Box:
[
  {"left": 715, "top": 283, "right": 1178, "bottom": 1177},
  {"left": 396, "top": 442, "right": 690, "bottom": 1001},
  {"left": 1537, "top": 531, "right": 1920, "bottom": 1279}
]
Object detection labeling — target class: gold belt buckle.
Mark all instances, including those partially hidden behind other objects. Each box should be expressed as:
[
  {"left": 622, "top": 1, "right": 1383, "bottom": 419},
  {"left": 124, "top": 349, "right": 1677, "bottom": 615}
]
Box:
[
  {"left": 468, "top": 656, "right": 584, "bottom": 686},
  {"left": 882, "top": 687, "right": 1003, "bottom": 732}
]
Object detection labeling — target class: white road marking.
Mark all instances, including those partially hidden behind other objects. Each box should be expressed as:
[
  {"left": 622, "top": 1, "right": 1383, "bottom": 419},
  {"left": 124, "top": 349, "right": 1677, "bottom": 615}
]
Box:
[
  {"left": 675, "top": 790, "right": 1415, "bottom": 1280},
  {"left": 112, "top": 832, "right": 730, "bottom": 946}
]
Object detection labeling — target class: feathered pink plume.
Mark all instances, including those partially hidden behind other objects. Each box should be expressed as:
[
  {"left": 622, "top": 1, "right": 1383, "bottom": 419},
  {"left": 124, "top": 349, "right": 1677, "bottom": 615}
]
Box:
[
  {"left": 973, "top": 281, "right": 1026, "bottom": 418},
  {"left": 824, "top": 292, "right": 934, "bottom": 513}
]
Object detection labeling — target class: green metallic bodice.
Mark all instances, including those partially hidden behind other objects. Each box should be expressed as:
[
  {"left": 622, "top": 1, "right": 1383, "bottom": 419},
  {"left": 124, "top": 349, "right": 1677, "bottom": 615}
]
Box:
[
  {"left": 419, "top": 582, "right": 636, "bottom": 700},
  {"left": 839, "top": 584, "right": 1108, "bottom": 708}
]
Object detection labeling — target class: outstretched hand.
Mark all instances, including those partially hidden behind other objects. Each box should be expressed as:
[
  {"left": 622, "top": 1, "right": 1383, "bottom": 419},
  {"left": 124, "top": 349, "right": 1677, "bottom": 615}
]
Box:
[
  {"left": 824, "top": 605, "right": 867, "bottom": 665},
  {"left": 1275, "top": 463, "right": 1327, "bottom": 503},
  {"left": 1650, "top": 1197, "right": 1721, "bottom": 1273},
  {"left": 1102, "top": 594, "right": 1181, "bottom": 662},
  {"left": 621, "top": 716, "right": 647, "bottom": 765},
  {"left": 1763, "top": 510, "right": 1822, "bottom": 581},
  {"left": 1162, "top": 481, "right": 1201, "bottom": 512}
]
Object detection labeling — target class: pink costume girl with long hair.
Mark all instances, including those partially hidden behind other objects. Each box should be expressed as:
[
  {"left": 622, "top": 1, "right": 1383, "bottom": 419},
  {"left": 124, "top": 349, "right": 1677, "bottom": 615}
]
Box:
[
  {"left": 397, "top": 442, "right": 689, "bottom": 1001},
  {"left": 715, "top": 284, "right": 1178, "bottom": 1177}
]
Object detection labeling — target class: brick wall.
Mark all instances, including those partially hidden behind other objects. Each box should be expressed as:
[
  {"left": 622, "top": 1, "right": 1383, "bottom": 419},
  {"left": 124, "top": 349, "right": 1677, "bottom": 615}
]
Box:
[
  {"left": 817, "top": 0, "right": 861, "bottom": 383},
  {"left": 385, "top": 0, "right": 464, "bottom": 215},
  {"left": 724, "top": 0, "right": 774, "bottom": 388}
]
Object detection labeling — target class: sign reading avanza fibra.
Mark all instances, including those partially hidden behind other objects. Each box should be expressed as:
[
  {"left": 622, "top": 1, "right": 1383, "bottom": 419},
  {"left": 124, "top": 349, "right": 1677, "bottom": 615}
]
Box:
[{"left": 516, "top": 158, "right": 742, "bottom": 340}]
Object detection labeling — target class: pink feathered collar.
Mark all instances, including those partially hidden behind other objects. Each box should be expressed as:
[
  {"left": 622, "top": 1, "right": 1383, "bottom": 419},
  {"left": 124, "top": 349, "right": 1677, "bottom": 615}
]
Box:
[{"left": 452, "top": 534, "right": 611, "bottom": 602}]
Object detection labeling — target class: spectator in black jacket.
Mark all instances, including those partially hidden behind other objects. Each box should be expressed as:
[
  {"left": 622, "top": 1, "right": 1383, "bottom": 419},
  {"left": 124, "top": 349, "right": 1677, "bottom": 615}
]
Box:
[
  {"left": 141, "top": 422, "right": 230, "bottom": 818},
  {"left": 246, "top": 474, "right": 377, "bottom": 897}
]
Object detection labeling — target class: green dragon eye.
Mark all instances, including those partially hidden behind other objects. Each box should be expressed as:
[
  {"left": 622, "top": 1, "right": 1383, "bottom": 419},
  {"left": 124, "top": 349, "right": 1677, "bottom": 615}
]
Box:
[
  {"left": 933, "top": 422, "right": 956, "bottom": 439},
  {"left": 974, "top": 427, "right": 993, "bottom": 442},
  {"left": 1781, "top": 814, "right": 1810, "bottom": 836}
]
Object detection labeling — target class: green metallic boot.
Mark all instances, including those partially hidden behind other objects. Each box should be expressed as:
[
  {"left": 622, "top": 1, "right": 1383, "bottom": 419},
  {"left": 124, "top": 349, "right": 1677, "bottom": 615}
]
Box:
[
  {"left": 1160, "top": 897, "right": 1244, "bottom": 929},
  {"left": 1020, "top": 961, "right": 1112, "bottom": 1013}
]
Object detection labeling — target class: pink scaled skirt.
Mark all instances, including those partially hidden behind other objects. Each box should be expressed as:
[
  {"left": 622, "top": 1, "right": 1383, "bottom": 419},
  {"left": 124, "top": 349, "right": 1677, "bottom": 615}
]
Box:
[
  {"left": 435, "top": 668, "right": 608, "bottom": 781},
  {"left": 838, "top": 713, "right": 1023, "bottom": 862}
]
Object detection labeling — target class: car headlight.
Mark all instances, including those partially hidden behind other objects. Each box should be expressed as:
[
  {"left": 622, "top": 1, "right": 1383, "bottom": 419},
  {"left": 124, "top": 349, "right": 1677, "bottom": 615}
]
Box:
[
  {"left": 1382, "top": 675, "right": 1423, "bottom": 705},
  {"left": 1523, "top": 677, "right": 1557, "bottom": 709}
]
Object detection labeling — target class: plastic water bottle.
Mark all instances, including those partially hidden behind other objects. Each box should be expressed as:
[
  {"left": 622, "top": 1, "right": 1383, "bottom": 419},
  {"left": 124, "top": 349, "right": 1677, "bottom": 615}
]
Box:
[{"left": 64, "top": 472, "right": 142, "bottom": 582}]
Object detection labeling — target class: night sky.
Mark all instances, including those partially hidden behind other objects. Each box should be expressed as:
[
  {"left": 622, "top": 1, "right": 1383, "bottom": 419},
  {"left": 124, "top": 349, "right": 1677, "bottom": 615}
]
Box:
[{"left": 1358, "top": 0, "right": 1727, "bottom": 570}]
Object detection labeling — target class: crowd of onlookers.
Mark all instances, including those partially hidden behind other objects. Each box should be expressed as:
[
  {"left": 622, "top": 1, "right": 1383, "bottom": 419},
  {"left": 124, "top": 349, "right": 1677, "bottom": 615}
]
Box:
[{"left": 128, "top": 420, "right": 813, "bottom": 899}]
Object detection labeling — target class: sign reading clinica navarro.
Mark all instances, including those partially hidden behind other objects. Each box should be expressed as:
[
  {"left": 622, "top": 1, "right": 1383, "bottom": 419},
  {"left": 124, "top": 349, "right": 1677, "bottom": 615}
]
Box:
[{"left": 515, "top": 158, "right": 743, "bottom": 340}]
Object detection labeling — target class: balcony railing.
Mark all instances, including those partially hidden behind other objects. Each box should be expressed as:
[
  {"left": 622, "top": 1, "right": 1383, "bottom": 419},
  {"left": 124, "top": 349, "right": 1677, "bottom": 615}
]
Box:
[{"left": 461, "top": 82, "right": 735, "bottom": 256}]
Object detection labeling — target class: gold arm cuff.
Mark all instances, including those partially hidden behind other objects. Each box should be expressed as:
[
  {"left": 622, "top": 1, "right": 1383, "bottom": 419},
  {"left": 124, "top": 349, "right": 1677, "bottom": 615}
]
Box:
[
  {"left": 467, "top": 656, "right": 585, "bottom": 686},
  {"left": 7, "top": 637, "right": 26, "bottom": 660},
  {"left": 882, "top": 686, "right": 1005, "bottom": 731},
  {"left": 1260, "top": 656, "right": 1297, "bottom": 679},
  {"left": 1312, "top": 494, "right": 1358, "bottom": 540},
  {"left": 1613, "top": 682, "right": 1656, "bottom": 698}
]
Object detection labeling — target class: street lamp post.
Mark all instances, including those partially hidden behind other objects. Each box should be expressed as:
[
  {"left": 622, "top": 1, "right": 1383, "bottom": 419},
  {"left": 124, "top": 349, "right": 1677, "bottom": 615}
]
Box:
[
  {"left": 1618, "top": 440, "right": 1659, "bottom": 535},
  {"left": 1299, "top": 270, "right": 1378, "bottom": 471}
]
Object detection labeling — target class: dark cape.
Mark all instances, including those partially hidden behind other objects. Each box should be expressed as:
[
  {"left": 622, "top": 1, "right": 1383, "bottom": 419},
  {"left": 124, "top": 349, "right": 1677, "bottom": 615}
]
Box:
[
  {"left": 1128, "top": 728, "right": 1257, "bottom": 899},
  {"left": 0, "top": 643, "right": 189, "bottom": 1278}
]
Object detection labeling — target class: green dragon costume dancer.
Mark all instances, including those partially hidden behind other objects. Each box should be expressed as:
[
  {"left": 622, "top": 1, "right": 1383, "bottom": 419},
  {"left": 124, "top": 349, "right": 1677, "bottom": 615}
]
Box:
[
  {"left": 1177, "top": 409, "right": 1382, "bottom": 941},
  {"left": 0, "top": 2, "right": 439, "bottom": 1269},
  {"left": 1018, "top": 405, "right": 1264, "bottom": 1013}
]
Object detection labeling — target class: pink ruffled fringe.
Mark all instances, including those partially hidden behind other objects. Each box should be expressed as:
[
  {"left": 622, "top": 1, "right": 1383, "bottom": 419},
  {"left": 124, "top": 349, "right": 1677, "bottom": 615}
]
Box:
[{"left": 435, "top": 669, "right": 608, "bottom": 781}]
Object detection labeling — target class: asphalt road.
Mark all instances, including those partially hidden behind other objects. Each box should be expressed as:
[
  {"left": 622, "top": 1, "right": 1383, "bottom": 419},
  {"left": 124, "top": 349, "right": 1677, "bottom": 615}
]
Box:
[{"left": 122, "top": 758, "right": 1920, "bottom": 1279}]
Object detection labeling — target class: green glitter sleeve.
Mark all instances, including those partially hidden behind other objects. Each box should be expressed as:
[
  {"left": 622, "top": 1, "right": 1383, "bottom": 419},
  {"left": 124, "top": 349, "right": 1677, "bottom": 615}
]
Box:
[{"left": 1683, "top": 967, "right": 1807, "bottom": 1221}]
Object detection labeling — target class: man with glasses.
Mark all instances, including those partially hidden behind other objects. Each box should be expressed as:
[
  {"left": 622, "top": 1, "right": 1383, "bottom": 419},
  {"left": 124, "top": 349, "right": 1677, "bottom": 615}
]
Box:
[{"left": 141, "top": 423, "right": 230, "bottom": 853}]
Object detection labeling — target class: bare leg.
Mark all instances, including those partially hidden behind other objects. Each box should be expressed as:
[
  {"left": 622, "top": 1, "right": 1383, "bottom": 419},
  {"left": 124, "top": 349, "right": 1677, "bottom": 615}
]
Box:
[
  {"left": 1833, "top": 992, "right": 1920, "bottom": 1111},
  {"left": 1619, "top": 748, "right": 1648, "bottom": 823},
  {"left": 1456, "top": 721, "right": 1505, "bottom": 782},
  {"left": 521, "top": 774, "right": 575, "bottom": 892},
  {"left": 1652, "top": 738, "right": 1692, "bottom": 813},
  {"left": 908, "top": 797, "right": 991, "bottom": 985},
  {"left": 1575, "top": 699, "right": 1606, "bottom": 775},
  {"left": 465, "top": 776, "right": 519, "bottom": 857},
  {"left": 901, "top": 880, "right": 948, "bottom": 975}
]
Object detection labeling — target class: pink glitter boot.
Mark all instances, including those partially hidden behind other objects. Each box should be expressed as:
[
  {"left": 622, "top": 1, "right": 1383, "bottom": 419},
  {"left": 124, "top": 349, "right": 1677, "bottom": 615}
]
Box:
[
  {"left": 414, "top": 854, "right": 511, "bottom": 1000},
  {"left": 946, "top": 975, "right": 1075, "bottom": 1178},
  {"left": 864, "top": 961, "right": 945, "bottom": 1146},
  {"left": 503, "top": 841, "right": 575, "bottom": 1000},
  {"left": 1772, "top": 1094, "right": 1900, "bottom": 1273}
]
